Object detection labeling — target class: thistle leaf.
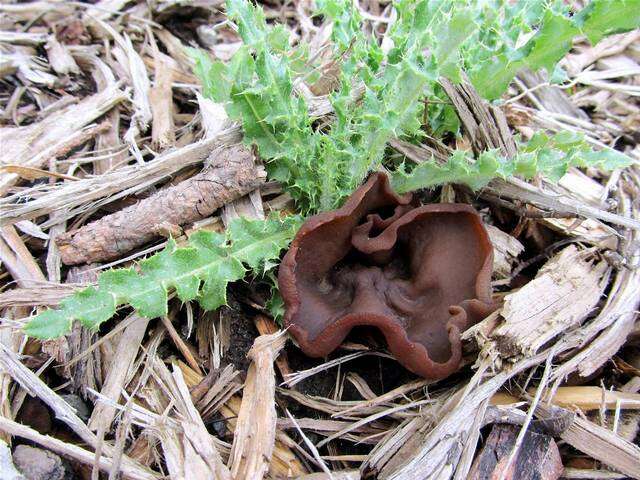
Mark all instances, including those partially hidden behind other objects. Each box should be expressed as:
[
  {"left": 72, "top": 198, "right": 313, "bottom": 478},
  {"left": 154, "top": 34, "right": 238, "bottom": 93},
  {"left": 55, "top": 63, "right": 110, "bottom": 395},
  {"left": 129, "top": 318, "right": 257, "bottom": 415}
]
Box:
[
  {"left": 467, "top": 0, "right": 639, "bottom": 100},
  {"left": 524, "top": 10, "right": 579, "bottom": 73},
  {"left": 391, "top": 133, "right": 635, "bottom": 194},
  {"left": 25, "top": 215, "right": 302, "bottom": 339},
  {"left": 579, "top": 0, "right": 640, "bottom": 44}
]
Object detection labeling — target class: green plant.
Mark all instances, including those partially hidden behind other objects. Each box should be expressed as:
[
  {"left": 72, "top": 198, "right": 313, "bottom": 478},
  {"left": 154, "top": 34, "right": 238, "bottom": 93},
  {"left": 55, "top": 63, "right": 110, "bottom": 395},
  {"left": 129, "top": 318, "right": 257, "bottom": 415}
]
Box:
[
  {"left": 392, "top": 131, "right": 632, "bottom": 193},
  {"left": 192, "top": 0, "right": 635, "bottom": 209},
  {"left": 26, "top": 0, "right": 637, "bottom": 338},
  {"left": 25, "top": 216, "right": 300, "bottom": 338}
]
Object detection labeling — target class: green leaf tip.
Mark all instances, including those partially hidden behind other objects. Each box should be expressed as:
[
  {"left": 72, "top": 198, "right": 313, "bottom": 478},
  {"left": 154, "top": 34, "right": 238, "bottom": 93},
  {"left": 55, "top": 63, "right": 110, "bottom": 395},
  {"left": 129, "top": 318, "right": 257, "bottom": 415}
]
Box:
[
  {"left": 25, "top": 215, "right": 302, "bottom": 340},
  {"left": 391, "top": 133, "right": 635, "bottom": 194}
]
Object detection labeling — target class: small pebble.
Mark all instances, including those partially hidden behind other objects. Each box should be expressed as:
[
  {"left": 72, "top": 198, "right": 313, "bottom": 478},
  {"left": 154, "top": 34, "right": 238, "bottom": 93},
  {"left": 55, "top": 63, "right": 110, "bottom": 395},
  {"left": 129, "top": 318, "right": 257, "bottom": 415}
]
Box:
[
  {"left": 13, "top": 445, "right": 70, "bottom": 480},
  {"left": 60, "top": 394, "right": 90, "bottom": 423}
]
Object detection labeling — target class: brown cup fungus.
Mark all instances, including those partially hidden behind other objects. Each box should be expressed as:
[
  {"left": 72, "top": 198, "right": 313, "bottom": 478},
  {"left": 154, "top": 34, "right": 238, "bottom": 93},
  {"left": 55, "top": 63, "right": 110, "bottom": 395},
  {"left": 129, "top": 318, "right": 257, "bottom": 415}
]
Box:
[{"left": 278, "top": 173, "right": 495, "bottom": 380}]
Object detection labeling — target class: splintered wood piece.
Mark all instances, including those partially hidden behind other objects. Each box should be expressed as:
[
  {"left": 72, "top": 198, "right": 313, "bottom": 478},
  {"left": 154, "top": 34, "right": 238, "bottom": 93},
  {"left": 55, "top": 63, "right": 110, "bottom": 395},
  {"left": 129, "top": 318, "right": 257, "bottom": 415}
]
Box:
[
  {"left": 229, "top": 332, "right": 287, "bottom": 479},
  {"left": 468, "top": 424, "right": 563, "bottom": 480},
  {"left": 489, "top": 245, "right": 609, "bottom": 360},
  {"left": 0, "top": 85, "right": 126, "bottom": 195},
  {"left": 149, "top": 51, "right": 176, "bottom": 150},
  {"left": 485, "top": 224, "right": 524, "bottom": 279},
  {"left": 254, "top": 314, "right": 293, "bottom": 378},
  {"left": 0, "top": 225, "right": 46, "bottom": 286},
  {"left": 562, "top": 31, "right": 640, "bottom": 75},
  {"left": 88, "top": 315, "right": 150, "bottom": 432},
  {"left": 172, "top": 367, "right": 231, "bottom": 480},
  {"left": 295, "top": 471, "right": 360, "bottom": 480},
  {"left": 45, "top": 36, "right": 79, "bottom": 75}
]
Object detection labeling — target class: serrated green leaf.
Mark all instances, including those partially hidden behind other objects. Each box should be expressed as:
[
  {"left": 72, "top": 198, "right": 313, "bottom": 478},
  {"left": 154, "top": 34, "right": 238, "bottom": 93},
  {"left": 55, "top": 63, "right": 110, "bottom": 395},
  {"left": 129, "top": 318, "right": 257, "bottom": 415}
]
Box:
[
  {"left": 467, "top": 0, "right": 638, "bottom": 100},
  {"left": 524, "top": 10, "right": 579, "bottom": 73},
  {"left": 24, "top": 310, "right": 72, "bottom": 339},
  {"left": 579, "top": 0, "right": 640, "bottom": 44},
  {"left": 61, "top": 287, "right": 116, "bottom": 329},
  {"left": 265, "top": 282, "right": 285, "bottom": 325},
  {"left": 99, "top": 268, "right": 168, "bottom": 318},
  {"left": 25, "top": 215, "right": 302, "bottom": 339},
  {"left": 188, "top": 48, "right": 230, "bottom": 102},
  {"left": 391, "top": 134, "right": 635, "bottom": 194},
  {"left": 469, "top": 55, "right": 523, "bottom": 101},
  {"left": 434, "top": 9, "right": 477, "bottom": 82},
  {"left": 226, "top": 0, "right": 267, "bottom": 46}
]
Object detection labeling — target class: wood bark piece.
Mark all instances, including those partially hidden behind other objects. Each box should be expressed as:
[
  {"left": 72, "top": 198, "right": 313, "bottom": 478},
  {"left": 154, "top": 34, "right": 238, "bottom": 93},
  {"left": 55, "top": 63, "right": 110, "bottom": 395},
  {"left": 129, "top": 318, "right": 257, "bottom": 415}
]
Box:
[
  {"left": 172, "top": 367, "right": 231, "bottom": 480},
  {"left": 229, "top": 332, "right": 286, "bottom": 480},
  {"left": 45, "top": 36, "right": 80, "bottom": 76},
  {"left": 536, "top": 404, "right": 640, "bottom": 479},
  {"left": 0, "top": 226, "right": 46, "bottom": 287},
  {"left": 56, "top": 144, "right": 266, "bottom": 265},
  {"left": 468, "top": 424, "right": 563, "bottom": 480},
  {"left": 486, "top": 177, "right": 640, "bottom": 231},
  {"left": 562, "top": 31, "right": 640, "bottom": 76},
  {"left": 517, "top": 69, "right": 589, "bottom": 119},
  {"left": 441, "top": 76, "right": 517, "bottom": 159},
  {"left": 0, "top": 284, "right": 79, "bottom": 309},
  {"left": 488, "top": 245, "right": 609, "bottom": 360},
  {"left": 296, "top": 472, "right": 360, "bottom": 480},
  {"left": 547, "top": 171, "right": 618, "bottom": 249},
  {"left": 492, "top": 387, "right": 640, "bottom": 411},
  {"left": 222, "top": 189, "right": 265, "bottom": 225}
]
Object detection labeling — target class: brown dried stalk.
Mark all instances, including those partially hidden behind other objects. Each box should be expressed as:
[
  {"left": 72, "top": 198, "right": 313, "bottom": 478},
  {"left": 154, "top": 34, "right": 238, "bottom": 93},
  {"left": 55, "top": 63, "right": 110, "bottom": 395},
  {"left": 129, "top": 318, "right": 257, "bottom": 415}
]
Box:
[{"left": 56, "top": 144, "right": 266, "bottom": 265}]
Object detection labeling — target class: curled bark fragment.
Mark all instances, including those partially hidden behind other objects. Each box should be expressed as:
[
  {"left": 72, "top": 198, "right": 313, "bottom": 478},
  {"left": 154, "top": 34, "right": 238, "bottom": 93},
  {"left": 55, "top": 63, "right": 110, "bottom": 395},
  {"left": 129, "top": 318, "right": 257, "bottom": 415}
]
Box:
[
  {"left": 279, "top": 173, "right": 495, "bottom": 380},
  {"left": 468, "top": 424, "right": 563, "bottom": 480},
  {"left": 57, "top": 144, "right": 265, "bottom": 265}
]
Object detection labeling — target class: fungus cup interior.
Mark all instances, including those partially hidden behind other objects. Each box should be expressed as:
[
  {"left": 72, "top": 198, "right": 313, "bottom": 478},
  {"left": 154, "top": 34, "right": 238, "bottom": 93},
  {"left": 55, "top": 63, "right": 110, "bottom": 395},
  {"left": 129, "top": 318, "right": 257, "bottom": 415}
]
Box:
[{"left": 278, "top": 173, "right": 495, "bottom": 380}]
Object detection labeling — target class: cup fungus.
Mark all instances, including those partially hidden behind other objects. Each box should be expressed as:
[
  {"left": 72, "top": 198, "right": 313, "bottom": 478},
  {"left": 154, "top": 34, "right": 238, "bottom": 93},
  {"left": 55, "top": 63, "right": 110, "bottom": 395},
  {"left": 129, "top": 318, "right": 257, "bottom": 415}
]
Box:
[{"left": 278, "top": 172, "right": 496, "bottom": 380}]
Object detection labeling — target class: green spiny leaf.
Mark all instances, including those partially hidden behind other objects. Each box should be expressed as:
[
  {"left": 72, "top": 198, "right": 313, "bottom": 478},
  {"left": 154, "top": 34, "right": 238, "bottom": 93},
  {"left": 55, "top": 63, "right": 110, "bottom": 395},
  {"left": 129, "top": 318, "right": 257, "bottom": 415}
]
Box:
[
  {"left": 524, "top": 9, "right": 579, "bottom": 73},
  {"left": 25, "top": 215, "right": 302, "bottom": 339},
  {"left": 24, "top": 310, "right": 72, "bottom": 339},
  {"left": 579, "top": 0, "right": 640, "bottom": 44},
  {"left": 226, "top": 0, "right": 268, "bottom": 46},
  {"left": 433, "top": 9, "right": 477, "bottom": 82},
  {"left": 391, "top": 134, "right": 635, "bottom": 194},
  {"left": 187, "top": 48, "right": 231, "bottom": 102}
]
